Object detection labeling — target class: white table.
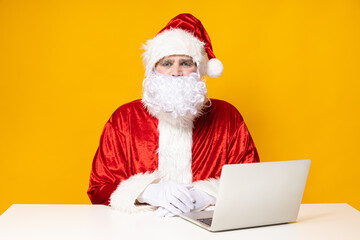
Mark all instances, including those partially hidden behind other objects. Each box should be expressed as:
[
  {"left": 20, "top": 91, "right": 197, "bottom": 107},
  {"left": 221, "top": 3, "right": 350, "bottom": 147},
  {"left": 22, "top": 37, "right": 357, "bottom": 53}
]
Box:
[{"left": 0, "top": 204, "right": 359, "bottom": 240}]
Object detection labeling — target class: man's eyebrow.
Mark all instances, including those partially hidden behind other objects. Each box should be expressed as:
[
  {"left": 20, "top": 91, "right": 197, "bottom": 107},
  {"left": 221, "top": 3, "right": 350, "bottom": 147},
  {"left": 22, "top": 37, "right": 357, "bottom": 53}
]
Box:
[
  {"left": 159, "top": 59, "right": 174, "bottom": 63},
  {"left": 179, "top": 59, "right": 194, "bottom": 63}
]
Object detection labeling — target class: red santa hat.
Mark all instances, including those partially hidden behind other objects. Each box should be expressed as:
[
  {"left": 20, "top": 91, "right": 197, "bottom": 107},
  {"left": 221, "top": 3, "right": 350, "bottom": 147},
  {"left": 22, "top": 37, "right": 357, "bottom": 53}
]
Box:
[{"left": 142, "top": 13, "right": 224, "bottom": 78}]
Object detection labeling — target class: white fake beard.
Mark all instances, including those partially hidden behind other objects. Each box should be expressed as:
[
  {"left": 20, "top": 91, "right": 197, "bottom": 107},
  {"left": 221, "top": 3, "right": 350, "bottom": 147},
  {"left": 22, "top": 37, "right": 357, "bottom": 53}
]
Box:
[{"left": 142, "top": 71, "right": 208, "bottom": 126}]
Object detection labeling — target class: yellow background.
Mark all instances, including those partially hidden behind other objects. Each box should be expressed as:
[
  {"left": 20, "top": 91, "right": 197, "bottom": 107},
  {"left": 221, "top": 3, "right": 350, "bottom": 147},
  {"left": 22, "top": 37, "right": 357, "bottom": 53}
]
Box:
[{"left": 0, "top": 0, "right": 359, "bottom": 215}]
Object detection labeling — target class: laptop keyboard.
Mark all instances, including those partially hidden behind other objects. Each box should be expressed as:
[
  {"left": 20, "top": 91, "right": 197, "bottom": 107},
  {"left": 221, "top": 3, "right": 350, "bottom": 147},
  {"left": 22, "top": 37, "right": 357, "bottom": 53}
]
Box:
[{"left": 198, "top": 218, "right": 212, "bottom": 227}]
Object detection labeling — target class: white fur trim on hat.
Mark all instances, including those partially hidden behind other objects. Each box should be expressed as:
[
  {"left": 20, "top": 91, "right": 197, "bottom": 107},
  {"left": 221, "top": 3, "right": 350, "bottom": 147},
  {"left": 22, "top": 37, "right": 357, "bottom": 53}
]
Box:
[{"left": 142, "top": 29, "right": 208, "bottom": 77}]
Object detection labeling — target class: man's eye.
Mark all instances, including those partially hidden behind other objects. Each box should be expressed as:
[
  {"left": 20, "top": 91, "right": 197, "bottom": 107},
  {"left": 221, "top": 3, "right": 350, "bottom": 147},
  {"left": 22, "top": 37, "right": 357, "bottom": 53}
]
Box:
[
  {"left": 182, "top": 62, "right": 193, "bottom": 66},
  {"left": 161, "top": 62, "right": 171, "bottom": 66}
]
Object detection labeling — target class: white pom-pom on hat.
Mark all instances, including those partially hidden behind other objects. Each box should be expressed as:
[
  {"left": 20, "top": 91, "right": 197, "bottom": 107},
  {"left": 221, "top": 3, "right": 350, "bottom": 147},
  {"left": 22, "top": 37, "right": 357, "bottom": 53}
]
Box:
[
  {"left": 142, "top": 13, "right": 224, "bottom": 78},
  {"left": 207, "top": 58, "right": 224, "bottom": 78}
]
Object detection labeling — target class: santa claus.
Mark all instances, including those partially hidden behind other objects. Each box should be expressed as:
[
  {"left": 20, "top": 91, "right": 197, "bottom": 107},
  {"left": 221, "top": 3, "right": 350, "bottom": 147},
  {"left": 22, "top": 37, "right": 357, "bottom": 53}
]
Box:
[{"left": 87, "top": 13, "right": 259, "bottom": 217}]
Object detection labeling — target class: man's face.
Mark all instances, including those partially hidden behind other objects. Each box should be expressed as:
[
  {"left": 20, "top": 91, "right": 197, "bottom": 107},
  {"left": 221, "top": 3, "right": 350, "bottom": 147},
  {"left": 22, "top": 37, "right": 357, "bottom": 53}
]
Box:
[
  {"left": 155, "top": 55, "right": 197, "bottom": 76},
  {"left": 143, "top": 57, "right": 206, "bottom": 122}
]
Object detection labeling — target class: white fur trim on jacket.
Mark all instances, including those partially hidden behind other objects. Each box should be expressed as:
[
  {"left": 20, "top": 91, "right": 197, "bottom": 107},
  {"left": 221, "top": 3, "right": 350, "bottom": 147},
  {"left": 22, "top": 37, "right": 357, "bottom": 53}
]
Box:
[
  {"left": 193, "top": 178, "right": 220, "bottom": 200},
  {"left": 157, "top": 118, "right": 193, "bottom": 184},
  {"left": 142, "top": 29, "right": 208, "bottom": 77},
  {"left": 109, "top": 171, "right": 160, "bottom": 213}
]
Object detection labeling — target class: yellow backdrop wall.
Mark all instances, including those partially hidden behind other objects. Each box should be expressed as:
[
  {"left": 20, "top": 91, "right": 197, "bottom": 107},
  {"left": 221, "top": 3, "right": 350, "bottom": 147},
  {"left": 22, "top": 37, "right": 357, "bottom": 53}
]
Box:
[{"left": 1, "top": 0, "right": 359, "bottom": 214}]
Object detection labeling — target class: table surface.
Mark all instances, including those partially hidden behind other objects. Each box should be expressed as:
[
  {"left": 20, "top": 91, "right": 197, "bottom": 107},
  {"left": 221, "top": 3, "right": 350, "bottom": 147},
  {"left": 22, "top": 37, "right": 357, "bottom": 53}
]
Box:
[{"left": 0, "top": 203, "right": 359, "bottom": 240}]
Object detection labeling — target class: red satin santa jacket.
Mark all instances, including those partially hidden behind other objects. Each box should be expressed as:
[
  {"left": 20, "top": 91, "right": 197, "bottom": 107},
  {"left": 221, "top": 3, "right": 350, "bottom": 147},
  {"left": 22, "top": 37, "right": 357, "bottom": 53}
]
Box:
[{"left": 87, "top": 99, "right": 259, "bottom": 205}]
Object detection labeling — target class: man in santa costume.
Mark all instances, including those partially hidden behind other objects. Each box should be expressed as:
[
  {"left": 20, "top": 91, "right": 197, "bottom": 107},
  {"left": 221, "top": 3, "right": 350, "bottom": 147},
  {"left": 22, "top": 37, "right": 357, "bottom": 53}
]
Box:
[{"left": 87, "top": 13, "right": 259, "bottom": 217}]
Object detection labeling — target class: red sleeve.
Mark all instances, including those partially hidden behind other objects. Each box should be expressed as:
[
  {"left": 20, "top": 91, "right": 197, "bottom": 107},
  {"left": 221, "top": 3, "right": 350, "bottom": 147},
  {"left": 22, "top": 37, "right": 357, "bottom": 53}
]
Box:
[
  {"left": 227, "top": 104, "right": 260, "bottom": 164},
  {"left": 87, "top": 121, "right": 130, "bottom": 205}
]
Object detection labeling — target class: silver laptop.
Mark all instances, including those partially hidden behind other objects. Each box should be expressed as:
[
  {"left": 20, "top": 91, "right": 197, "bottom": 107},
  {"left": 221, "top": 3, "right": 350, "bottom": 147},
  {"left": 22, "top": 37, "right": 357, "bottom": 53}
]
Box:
[{"left": 179, "top": 159, "right": 311, "bottom": 232}]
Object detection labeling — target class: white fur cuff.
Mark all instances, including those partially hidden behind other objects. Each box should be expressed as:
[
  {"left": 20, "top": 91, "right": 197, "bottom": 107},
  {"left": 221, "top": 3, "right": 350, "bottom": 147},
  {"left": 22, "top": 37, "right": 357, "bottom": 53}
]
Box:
[
  {"left": 192, "top": 178, "right": 220, "bottom": 200},
  {"left": 109, "top": 171, "right": 160, "bottom": 213}
]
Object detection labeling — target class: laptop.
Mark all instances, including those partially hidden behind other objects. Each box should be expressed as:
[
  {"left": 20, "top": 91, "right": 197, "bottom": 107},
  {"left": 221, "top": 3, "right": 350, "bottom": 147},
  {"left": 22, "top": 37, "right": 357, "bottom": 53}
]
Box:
[{"left": 179, "top": 159, "right": 311, "bottom": 232}]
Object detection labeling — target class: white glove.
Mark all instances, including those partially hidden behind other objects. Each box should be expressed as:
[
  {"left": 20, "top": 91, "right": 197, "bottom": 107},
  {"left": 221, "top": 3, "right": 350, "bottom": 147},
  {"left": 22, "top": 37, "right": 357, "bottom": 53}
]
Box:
[
  {"left": 154, "top": 207, "right": 175, "bottom": 218},
  {"left": 137, "top": 180, "right": 195, "bottom": 215},
  {"left": 190, "top": 189, "right": 216, "bottom": 212},
  {"left": 154, "top": 189, "right": 216, "bottom": 217}
]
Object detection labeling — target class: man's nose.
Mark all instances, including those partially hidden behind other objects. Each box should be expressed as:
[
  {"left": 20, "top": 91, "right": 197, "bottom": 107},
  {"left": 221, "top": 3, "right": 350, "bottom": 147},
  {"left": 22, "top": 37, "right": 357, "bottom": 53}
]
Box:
[{"left": 171, "top": 65, "right": 183, "bottom": 76}]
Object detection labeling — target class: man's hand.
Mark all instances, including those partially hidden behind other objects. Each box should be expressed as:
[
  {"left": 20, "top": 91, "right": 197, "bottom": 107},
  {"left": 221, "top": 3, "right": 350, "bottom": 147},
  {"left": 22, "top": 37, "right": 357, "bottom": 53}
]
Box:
[
  {"left": 190, "top": 189, "right": 216, "bottom": 212},
  {"left": 137, "top": 181, "right": 195, "bottom": 215},
  {"left": 154, "top": 207, "right": 175, "bottom": 217},
  {"left": 153, "top": 189, "right": 216, "bottom": 217}
]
